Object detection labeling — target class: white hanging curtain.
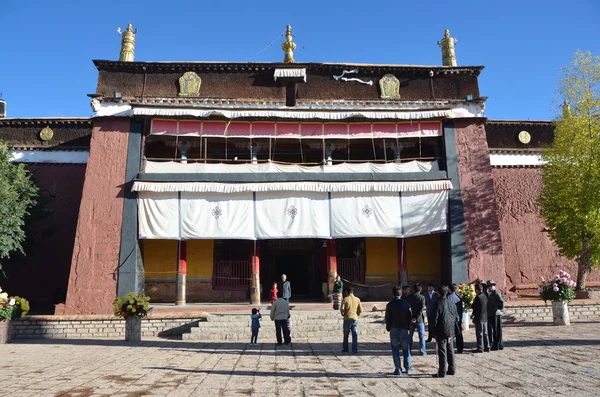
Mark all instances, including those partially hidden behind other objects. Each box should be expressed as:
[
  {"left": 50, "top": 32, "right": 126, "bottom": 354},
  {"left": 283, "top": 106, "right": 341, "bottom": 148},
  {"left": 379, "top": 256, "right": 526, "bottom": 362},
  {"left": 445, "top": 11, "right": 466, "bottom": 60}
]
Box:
[
  {"left": 255, "top": 192, "right": 330, "bottom": 239},
  {"left": 401, "top": 191, "right": 448, "bottom": 237},
  {"left": 138, "top": 192, "right": 180, "bottom": 239},
  {"left": 180, "top": 192, "right": 255, "bottom": 239},
  {"left": 330, "top": 192, "right": 403, "bottom": 238}
]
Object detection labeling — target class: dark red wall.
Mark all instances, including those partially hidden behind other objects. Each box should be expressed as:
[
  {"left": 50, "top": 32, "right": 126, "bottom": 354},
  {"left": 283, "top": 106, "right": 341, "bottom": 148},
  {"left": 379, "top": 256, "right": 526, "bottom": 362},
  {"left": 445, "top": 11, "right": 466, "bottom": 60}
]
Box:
[
  {"left": 454, "top": 119, "right": 507, "bottom": 291},
  {"left": 1, "top": 164, "right": 86, "bottom": 314},
  {"left": 492, "top": 167, "right": 600, "bottom": 290},
  {"left": 60, "top": 118, "right": 130, "bottom": 315}
]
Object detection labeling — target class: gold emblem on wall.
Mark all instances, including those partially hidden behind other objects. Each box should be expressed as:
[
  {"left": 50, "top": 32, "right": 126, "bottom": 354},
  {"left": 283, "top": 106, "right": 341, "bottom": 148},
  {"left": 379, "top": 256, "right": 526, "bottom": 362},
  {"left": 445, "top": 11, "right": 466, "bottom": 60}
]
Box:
[
  {"left": 518, "top": 130, "right": 531, "bottom": 144},
  {"left": 379, "top": 74, "right": 400, "bottom": 99},
  {"left": 178, "top": 71, "right": 202, "bottom": 97},
  {"left": 39, "top": 127, "right": 54, "bottom": 141}
]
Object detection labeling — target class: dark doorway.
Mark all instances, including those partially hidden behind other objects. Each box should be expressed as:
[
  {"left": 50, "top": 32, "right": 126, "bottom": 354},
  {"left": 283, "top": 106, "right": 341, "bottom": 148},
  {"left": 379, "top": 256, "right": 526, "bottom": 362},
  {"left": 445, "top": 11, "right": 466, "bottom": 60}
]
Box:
[{"left": 259, "top": 239, "right": 322, "bottom": 301}]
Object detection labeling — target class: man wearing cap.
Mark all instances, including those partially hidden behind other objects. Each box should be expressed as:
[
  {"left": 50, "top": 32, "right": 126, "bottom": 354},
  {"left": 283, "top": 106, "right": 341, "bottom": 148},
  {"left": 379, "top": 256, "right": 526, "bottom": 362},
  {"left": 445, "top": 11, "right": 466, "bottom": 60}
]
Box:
[{"left": 486, "top": 280, "right": 504, "bottom": 351}]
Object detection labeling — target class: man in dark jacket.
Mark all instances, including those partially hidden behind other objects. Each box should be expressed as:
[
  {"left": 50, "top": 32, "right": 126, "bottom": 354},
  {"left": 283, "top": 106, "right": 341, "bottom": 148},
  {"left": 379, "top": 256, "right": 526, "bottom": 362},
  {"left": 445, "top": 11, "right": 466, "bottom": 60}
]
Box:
[
  {"left": 407, "top": 283, "right": 427, "bottom": 356},
  {"left": 432, "top": 285, "right": 457, "bottom": 378},
  {"left": 447, "top": 284, "right": 464, "bottom": 354},
  {"left": 281, "top": 274, "right": 291, "bottom": 301},
  {"left": 425, "top": 283, "right": 438, "bottom": 343},
  {"left": 385, "top": 286, "right": 414, "bottom": 375},
  {"left": 486, "top": 280, "right": 504, "bottom": 350},
  {"left": 471, "top": 283, "right": 490, "bottom": 353}
]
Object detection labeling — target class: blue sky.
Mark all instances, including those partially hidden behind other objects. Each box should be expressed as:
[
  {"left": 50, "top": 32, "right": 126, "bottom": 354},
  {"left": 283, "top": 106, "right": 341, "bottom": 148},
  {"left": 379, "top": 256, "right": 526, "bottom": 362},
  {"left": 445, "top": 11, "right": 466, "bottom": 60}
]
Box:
[{"left": 0, "top": 0, "right": 598, "bottom": 120}]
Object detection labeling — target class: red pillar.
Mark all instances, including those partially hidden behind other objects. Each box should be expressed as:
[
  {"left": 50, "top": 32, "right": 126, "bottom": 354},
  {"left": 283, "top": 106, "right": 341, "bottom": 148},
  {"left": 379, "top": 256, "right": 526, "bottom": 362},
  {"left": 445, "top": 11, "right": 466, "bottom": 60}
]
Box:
[
  {"left": 397, "top": 238, "right": 408, "bottom": 286},
  {"left": 176, "top": 240, "right": 187, "bottom": 305},
  {"left": 326, "top": 239, "right": 337, "bottom": 303},
  {"left": 250, "top": 242, "right": 261, "bottom": 305}
]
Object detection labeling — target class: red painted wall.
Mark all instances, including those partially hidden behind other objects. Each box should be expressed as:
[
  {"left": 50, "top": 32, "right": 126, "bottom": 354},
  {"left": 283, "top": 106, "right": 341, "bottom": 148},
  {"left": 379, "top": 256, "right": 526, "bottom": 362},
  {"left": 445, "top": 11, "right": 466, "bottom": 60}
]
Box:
[
  {"left": 1, "top": 164, "right": 86, "bottom": 314},
  {"left": 454, "top": 120, "right": 507, "bottom": 291},
  {"left": 60, "top": 118, "right": 130, "bottom": 314},
  {"left": 492, "top": 167, "right": 600, "bottom": 290}
]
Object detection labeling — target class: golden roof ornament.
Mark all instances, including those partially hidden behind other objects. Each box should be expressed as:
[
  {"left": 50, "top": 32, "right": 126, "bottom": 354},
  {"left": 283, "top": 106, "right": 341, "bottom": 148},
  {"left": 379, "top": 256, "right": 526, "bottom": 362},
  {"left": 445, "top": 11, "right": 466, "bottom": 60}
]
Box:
[
  {"left": 562, "top": 100, "right": 571, "bottom": 117},
  {"left": 117, "top": 23, "right": 138, "bottom": 62},
  {"left": 438, "top": 29, "right": 458, "bottom": 67},
  {"left": 281, "top": 25, "right": 297, "bottom": 63}
]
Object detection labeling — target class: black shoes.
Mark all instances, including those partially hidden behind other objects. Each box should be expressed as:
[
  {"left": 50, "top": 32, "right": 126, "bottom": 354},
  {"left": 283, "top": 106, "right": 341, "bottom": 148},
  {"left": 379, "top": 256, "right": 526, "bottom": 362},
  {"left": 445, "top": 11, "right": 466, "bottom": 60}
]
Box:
[
  {"left": 393, "top": 369, "right": 401, "bottom": 375},
  {"left": 432, "top": 373, "right": 445, "bottom": 378},
  {"left": 484, "top": 348, "right": 490, "bottom": 352},
  {"left": 447, "top": 371, "right": 455, "bottom": 376},
  {"left": 473, "top": 349, "right": 484, "bottom": 353}
]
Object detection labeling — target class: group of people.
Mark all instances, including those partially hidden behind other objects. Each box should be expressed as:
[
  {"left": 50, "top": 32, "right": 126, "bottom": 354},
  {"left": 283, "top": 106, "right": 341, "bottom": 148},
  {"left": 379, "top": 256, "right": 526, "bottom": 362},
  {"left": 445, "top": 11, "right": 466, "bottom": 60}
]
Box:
[
  {"left": 248, "top": 275, "right": 505, "bottom": 379},
  {"left": 384, "top": 280, "right": 505, "bottom": 377}
]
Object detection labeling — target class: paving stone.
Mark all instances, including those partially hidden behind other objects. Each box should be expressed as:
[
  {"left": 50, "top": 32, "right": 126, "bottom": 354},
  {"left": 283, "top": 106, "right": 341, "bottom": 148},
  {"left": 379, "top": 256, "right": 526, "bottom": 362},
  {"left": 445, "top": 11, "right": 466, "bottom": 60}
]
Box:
[{"left": 2, "top": 322, "right": 600, "bottom": 396}]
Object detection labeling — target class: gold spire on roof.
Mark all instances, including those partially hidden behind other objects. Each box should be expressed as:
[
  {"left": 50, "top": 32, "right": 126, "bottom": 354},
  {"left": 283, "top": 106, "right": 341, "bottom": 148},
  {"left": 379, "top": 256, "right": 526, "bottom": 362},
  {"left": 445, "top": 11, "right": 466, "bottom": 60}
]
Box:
[
  {"left": 438, "top": 29, "right": 458, "bottom": 67},
  {"left": 117, "top": 23, "right": 138, "bottom": 62},
  {"left": 562, "top": 100, "right": 571, "bottom": 117},
  {"left": 281, "top": 25, "right": 297, "bottom": 63}
]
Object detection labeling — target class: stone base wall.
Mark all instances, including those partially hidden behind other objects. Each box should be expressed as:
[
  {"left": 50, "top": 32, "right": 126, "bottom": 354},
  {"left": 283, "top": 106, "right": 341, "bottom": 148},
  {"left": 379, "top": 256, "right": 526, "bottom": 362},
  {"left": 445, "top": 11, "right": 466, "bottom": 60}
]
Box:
[
  {"left": 10, "top": 316, "right": 201, "bottom": 340},
  {"left": 145, "top": 279, "right": 248, "bottom": 303},
  {"left": 502, "top": 302, "right": 600, "bottom": 323}
]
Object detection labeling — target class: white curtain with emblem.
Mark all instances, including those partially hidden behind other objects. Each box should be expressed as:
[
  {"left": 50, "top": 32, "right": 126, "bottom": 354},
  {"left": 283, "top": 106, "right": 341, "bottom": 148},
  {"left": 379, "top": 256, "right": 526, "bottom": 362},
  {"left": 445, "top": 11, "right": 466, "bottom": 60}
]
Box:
[
  {"left": 254, "top": 191, "right": 330, "bottom": 239},
  {"left": 180, "top": 192, "right": 255, "bottom": 239},
  {"left": 330, "top": 192, "right": 403, "bottom": 238}
]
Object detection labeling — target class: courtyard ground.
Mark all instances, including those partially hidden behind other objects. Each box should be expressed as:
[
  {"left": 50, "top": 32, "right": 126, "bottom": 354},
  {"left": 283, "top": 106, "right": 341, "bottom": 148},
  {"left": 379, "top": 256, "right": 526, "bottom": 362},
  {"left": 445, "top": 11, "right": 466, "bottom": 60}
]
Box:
[{"left": 1, "top": 321, "right": 599, "bottom": 397}]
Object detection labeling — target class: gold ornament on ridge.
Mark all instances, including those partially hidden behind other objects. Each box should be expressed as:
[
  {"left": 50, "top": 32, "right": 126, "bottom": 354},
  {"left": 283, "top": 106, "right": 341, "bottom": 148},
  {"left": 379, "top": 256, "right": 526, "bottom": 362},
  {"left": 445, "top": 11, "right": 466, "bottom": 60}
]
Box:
[
  {"left": 281, "top": 25, "right": 296, "bottom": 63},
  {"left": 117, "top": 23, "right": 138, "bottom": 62}
]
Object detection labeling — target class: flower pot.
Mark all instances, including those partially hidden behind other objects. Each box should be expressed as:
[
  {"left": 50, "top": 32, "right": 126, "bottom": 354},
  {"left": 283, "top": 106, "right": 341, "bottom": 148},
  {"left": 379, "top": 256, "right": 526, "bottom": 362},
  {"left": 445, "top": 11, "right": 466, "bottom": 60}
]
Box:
[
  {"left": 125, "top": 317, "right": 142, "bottom": 342},
  {"left": 461, "top": 309, "right": 472, "bottom": 331},
  {"left": 0, "top": 320, "right": 10, "bottom": 344},
  {"left": 551, "top": 301, "right": 570, "bottom": 326}
]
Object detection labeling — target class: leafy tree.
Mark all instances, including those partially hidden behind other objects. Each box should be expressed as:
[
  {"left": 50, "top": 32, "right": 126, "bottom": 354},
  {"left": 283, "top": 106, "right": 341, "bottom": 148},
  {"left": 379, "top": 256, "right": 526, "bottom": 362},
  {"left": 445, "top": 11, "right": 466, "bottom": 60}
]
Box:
[
  {"left": 0, "top": 142, "right": 39, "bottom": 273},
  {"left": 539, "top": 51, "right": 600, "bottom": 290}
]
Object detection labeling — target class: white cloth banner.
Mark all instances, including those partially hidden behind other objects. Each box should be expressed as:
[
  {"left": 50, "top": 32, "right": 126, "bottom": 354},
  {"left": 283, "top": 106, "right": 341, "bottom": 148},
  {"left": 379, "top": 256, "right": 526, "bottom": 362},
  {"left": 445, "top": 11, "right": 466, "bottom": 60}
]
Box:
[
  {"left": 138, "top": 189, "right": 449, "bottom": 239},
  {"left": 144, "top": 160, "right": 438, "bottom": 174},
  {"left": 255, "top": 192, "right": 330, "bottom": 239},
  {"left": 330, "top": 192, "right": 403, "bottom": 238},
  {"left": 180, "top": 192, "right": 255, "bottom": 239},
  {"left": 401, "top": 191, "right": 448, "bottom": 237},
  {"left": 138, "top": 192, "right": 180, "bottom": 239}
]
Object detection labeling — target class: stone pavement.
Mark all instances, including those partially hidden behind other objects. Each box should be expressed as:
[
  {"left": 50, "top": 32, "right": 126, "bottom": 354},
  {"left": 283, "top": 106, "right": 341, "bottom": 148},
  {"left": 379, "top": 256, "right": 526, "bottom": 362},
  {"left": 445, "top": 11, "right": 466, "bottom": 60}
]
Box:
[{"left": 1, "top": 322, "right": 600, "bottom": 397}]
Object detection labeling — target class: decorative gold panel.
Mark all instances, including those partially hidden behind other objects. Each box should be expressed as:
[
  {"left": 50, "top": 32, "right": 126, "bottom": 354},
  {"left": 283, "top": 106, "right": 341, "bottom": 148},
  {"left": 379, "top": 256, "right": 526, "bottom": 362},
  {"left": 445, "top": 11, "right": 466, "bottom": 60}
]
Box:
[
  {"left": 379, "top": 74, "right": 400, "bottom": 99},
  {"left": 178, "top": 72, "right": 202, "bottom": 97},
  {"left": 39, "top": 127, "right": 54, "bottom": 141}
]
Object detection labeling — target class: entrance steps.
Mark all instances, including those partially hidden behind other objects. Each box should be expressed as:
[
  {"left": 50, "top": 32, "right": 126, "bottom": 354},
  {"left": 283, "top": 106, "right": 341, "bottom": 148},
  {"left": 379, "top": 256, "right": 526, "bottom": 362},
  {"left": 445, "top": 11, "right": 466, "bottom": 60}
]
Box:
[{"left": 181, "top": 310, "right": 388, "bottom": 341}]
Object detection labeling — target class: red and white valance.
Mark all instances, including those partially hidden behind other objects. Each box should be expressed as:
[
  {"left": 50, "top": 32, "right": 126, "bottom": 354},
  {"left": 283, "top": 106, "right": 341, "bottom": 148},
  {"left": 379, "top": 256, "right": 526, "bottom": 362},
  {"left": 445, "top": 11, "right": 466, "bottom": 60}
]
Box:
[{"left": 150, "top": 119, "right": 442, "bottom": 138}]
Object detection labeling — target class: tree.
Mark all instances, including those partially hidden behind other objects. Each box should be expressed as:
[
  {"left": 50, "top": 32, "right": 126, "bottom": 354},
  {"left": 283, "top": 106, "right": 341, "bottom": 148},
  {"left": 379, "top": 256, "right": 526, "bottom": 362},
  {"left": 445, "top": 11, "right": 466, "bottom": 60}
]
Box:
[
  {"left": 0, "top": 142, "right": 39, "bottom": 273},
  {"left": 538, "top": 50, "right": 600, "bottom": 290}
]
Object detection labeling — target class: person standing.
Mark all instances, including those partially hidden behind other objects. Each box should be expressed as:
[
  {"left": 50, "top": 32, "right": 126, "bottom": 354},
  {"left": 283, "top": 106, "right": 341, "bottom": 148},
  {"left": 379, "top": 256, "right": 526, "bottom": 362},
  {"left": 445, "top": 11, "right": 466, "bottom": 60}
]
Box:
[
  {"left": 447, "top": 284, "right": 464, "bottom": 354},
  {"left": 407, "top": 283, "right": 427, "bottom": 356},
  {"left": 281, "top": 274, "right": 291, "bottom": 302},
  {"left": 270, "top": 293, "right": 291, "bottom": 345},
  {"left": 425, "top": 283, "right": 438, "bottom": 343},
  {"left": 401, "top": 285, "right": 411, "bottom": 300},
  {"left": 471, "top": 283, "right": 490, "bottom": 353},
  {"left": 486, "top": 280, "right": 504, "bottom": 351},
  {"left": 340, "top": 287, "right": 363, "bottom": 353},
  {"left": 432, "top": 285, "right": 457, "bottom": 378},
  {"left": 250, "top": 308, "right": 262, "bottom": 345},
  {"left": 269, "top": 282, "right": 278, "bottom": 305},
  {"left": 385, "top": 286, "right": 414, "bottom": 375},
  {"left": 332, "top": 275, "right": 343, "bottom": 310}
]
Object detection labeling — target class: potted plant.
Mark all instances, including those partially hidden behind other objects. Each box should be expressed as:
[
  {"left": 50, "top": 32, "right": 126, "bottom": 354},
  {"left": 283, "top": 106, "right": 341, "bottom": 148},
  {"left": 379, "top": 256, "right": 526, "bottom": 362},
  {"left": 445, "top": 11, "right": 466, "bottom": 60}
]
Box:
[
  {"left": 539, "top": 270, "right": 576, "bottom": 326},
  {"left": 456, "top": 283, "right": 476, "bottom": 330},
  {"left": 113, "top": 292, "right": 151, "bottom": 342},
  {"left": 0, "top": 286, "right": 30, "bottom": 343}
]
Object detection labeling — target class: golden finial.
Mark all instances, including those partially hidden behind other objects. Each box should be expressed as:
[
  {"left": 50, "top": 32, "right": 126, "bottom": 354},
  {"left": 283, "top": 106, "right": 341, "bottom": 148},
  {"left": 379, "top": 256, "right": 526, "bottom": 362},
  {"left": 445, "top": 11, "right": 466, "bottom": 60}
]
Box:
[
  {"left": 281, "top": 25, "right": 297, "bottom": 63},
  {"left": 562, "top": 100, "right": 571, "bottom": 117},
  {"left": 117, "top": 23, "right": 138, "bottom": 62},
  {"left": 438, "top": 29, "right": 458, "bottom": 67}
]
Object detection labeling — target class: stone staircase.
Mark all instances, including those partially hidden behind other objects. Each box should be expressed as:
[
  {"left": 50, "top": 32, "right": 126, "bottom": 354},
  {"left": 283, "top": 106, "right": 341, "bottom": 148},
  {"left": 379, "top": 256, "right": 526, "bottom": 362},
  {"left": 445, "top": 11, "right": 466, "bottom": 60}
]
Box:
[{"left": 181, "top": 310, "right": 388, "bottom": 341}]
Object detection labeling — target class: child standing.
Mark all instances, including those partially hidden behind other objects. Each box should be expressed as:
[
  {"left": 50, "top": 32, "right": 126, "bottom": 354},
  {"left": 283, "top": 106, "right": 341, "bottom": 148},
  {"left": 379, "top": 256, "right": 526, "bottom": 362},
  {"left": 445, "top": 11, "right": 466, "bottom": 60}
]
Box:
[
  {"left": 250, "top": 308, "right": 262, "bottom": 345},
  {"left": 269, "top": 282, "right": 278, "bottom": 305}
]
